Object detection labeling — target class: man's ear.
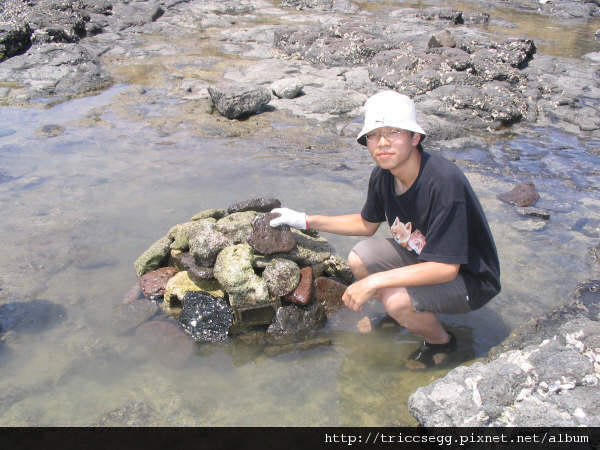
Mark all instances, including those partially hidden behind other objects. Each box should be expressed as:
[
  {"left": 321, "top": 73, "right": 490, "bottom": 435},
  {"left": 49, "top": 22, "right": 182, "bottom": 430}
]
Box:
[{"left": 411, "top": 132, "right": 421, "bottom": 147}]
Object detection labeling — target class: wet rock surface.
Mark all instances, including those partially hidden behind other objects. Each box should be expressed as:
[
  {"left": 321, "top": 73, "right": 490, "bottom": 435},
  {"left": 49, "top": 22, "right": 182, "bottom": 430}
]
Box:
[
  {"left": 409, "top": 281, "right": 600, "bottom": 426},
  {"left": 178, "top": 291, "right": 233, "bottom": 343},
  {"left": 227, "top": 197, "right": 281, "bottom": 214}
]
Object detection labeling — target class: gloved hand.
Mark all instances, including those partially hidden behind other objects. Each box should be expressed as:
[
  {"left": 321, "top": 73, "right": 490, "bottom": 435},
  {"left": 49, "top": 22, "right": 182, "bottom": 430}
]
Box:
[{"left": 269, "top": 207, "right": 307, "bottom": 230}]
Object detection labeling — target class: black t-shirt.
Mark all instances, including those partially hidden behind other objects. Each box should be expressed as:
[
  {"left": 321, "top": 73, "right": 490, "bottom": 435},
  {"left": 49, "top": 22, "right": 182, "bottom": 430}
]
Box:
[{"left": 361, "top": 151, "right": 501, "bottom": 309}]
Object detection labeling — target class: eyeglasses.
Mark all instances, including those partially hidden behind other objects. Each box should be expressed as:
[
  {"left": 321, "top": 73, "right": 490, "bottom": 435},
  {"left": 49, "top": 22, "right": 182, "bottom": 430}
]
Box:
[{"left": 366, "top": 129, "right": 408, "bottom": 143}]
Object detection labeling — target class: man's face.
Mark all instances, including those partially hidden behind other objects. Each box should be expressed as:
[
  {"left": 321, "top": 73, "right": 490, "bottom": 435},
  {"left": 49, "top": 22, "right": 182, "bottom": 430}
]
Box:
[{"left": 366, "top": 127, "right": 421, "bottom": 171}]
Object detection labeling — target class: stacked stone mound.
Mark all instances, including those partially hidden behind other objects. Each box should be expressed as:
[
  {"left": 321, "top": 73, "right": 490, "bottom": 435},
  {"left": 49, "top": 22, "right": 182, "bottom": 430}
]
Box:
[{"left": 133, "top": 197, "right": 353, "bottom": 350}]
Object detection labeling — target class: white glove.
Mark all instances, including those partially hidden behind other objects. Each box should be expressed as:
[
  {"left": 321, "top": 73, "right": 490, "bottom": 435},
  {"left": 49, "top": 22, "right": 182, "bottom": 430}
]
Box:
[{"left": 269, "top": 207, "right": 307, "bottom": 230}]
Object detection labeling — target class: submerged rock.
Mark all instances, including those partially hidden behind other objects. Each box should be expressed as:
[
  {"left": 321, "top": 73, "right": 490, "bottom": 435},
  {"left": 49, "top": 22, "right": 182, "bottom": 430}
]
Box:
[
  {"left": 112, "top": 297, "right": 159, "bottom": 335},
  {"left": 264, "top": 337, "right": 333, "bottom": 357},
  {"left": 178, "top": 291, "right": 234, "bottom": 343},
  {"left": 497, "top": 181, "right": 540, "bottom": 207},
  {"left": 208, "top": 82, "right": 271, "bottom": 119},
  {"left": 0, "top": 299, "right": 66, "bottom": 334},
  {"left": 248, "top": 212, "right": 297, "bottom": 255},
  {"left": 213, "top": 244, "right": 270, "bottom": 307},
  {"left": 266, "top": 303, "right": 327, "bottom": 343}
]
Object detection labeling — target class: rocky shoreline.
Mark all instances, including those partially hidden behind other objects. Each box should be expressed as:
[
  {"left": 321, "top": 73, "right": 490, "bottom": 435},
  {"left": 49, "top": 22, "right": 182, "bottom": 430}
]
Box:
[{"left": 1, "top": 0, "right": 599, "bottom": 427}]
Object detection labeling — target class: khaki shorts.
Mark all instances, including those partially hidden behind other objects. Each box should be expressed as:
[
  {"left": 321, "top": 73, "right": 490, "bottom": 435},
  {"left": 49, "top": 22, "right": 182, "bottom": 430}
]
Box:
[{"left": 351, "top": 238, "right": 471, "bottom": 314}]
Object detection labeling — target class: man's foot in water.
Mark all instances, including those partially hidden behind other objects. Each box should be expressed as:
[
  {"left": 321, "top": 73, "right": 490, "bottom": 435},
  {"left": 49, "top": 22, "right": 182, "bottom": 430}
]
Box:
[{"left": 405, "top": 332, "right": 457, "bottom": 370}]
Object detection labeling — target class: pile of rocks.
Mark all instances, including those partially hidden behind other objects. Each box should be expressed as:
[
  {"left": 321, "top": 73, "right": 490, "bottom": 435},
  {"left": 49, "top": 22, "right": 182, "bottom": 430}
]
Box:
[{"left": 133, "top": 197, "right": 353, "bottom": 354}]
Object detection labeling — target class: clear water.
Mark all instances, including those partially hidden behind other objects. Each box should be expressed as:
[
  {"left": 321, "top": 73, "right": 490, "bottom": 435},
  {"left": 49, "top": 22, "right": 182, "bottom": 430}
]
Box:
[{"left": 1, "top": 4, "right": 599, "bottom": 427}]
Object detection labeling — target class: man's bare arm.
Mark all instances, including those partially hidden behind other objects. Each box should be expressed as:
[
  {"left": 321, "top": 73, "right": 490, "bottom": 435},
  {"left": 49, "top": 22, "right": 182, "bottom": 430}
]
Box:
[
  {"left": 368, "top": 261, "right": 460, "bottom": 289},
  {"left": 306, "top": 213, "right": 381, "bottom": 236}
]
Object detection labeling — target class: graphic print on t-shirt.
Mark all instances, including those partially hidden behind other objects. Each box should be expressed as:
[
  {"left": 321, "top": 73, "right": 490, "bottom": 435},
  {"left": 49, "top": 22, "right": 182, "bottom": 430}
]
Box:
[{"left": 390, "top": 217, "right": 427, "bottom": 255}]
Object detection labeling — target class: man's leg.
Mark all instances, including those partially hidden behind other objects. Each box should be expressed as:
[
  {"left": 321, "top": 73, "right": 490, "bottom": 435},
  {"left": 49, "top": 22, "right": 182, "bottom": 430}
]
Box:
[
  {"left": 348, "top": 249, "right": 450, "bottom": 344},
  {"left": 378, "top": 287, "right": 450, "bottom": 344}
]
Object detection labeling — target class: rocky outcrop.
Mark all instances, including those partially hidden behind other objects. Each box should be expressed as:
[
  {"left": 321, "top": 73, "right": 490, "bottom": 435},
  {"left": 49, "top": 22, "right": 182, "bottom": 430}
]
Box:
[{"left": 408, "top": 281, "right": 600, "bottom": 426}]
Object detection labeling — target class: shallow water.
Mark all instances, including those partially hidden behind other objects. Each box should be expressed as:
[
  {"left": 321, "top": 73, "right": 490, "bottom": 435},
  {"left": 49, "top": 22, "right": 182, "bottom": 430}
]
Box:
[{"left": 1, "top": 4, "right": 600, "bottom": 427}]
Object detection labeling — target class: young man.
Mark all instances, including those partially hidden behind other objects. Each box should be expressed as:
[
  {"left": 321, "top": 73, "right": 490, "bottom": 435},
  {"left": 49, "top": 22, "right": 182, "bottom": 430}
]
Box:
[{"left": 270, "top": 91, "right": 500, "bottom": 369}]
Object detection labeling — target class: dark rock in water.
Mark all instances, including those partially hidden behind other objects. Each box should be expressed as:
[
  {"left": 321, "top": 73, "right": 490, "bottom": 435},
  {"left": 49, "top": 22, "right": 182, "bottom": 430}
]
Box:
[
  {"left": 516, "top": 207, "right": 550, "bottom": 220},
  {"left": 207, "top": 82, "right": 271, "bottom": 119},
  {"left": 248, "top": 212, "right": 297, "bottom": 255},
  {"left": 0, "top": 299, "right": 66, "bottom": 334},
  {"left": 227, "top": 197, "right": 281, "bottom": 214},
  {"left": 497, "top": 181, "right": 540, "bottom": 207},
  {"left": 178, "top": 291, "right": 233, "bottom": 343},
  {"left": 139, "top": 266, "right": 178, "bottom": 299},
  {"left": 284, "top": 266, "right": 313, "bottom": 306},
  {"left": 37, "top": 124, "right": 65, "bottom": 137},
  {"left": 266, "top": 303, "right": 326, "bottom": 343},
  {"left": 0, "top": 23, "right": 32, "bottom": 62},
  {"left": 169, "top": 251, "right": 214, "bottom": 282},
  {"left": 112, "top": 297, "right": 159, "bottom": 335},
  {"left": 572, "top": 218, "right": 600, "bottom": 238},
  {"left": 264, "top": 336, "right": 332, "bottom": 357},
  {"left": 315, "top": 276, "right": 347, "bottom": 317}
]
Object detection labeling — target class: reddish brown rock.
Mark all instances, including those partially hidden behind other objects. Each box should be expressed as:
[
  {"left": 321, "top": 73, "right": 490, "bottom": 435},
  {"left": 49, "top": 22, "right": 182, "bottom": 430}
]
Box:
[
  {"left": 248, "top": 212, "right": 297, "bottom": 255},
  {"left": 497, "top": 181, "right": 540, "bottom": 207},
  {"left": 315, "top": 276, "right": 347, "bottom": 317},
  {"left": 284, "top": 266, "right": 313, "bottom": 305},
  {"left": 139, "top": 267, "right": 178, "bottom": 299},
  {"left": 140, "top": 267, "right": 177, "bottom": 299},
  {"left": 169, "top": 251, "right": 214, "bottom": 282}
]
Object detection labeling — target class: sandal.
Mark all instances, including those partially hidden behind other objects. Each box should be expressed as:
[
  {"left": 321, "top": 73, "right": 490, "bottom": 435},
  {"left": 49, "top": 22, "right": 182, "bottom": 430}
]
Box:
[{"left": 405, "top": 332, "right": 457, "bottom": 370}]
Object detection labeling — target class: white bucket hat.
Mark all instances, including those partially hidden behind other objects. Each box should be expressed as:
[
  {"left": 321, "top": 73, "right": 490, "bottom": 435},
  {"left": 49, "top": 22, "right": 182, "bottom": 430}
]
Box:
[{"left": 357, "top": 91, "right": 426, "bottom": 146}]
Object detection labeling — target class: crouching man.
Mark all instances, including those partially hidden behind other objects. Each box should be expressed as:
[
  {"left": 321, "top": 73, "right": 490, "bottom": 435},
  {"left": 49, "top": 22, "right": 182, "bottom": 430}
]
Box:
[{"left": 270, "top": 91, "right": 501, "bottom": 369}]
